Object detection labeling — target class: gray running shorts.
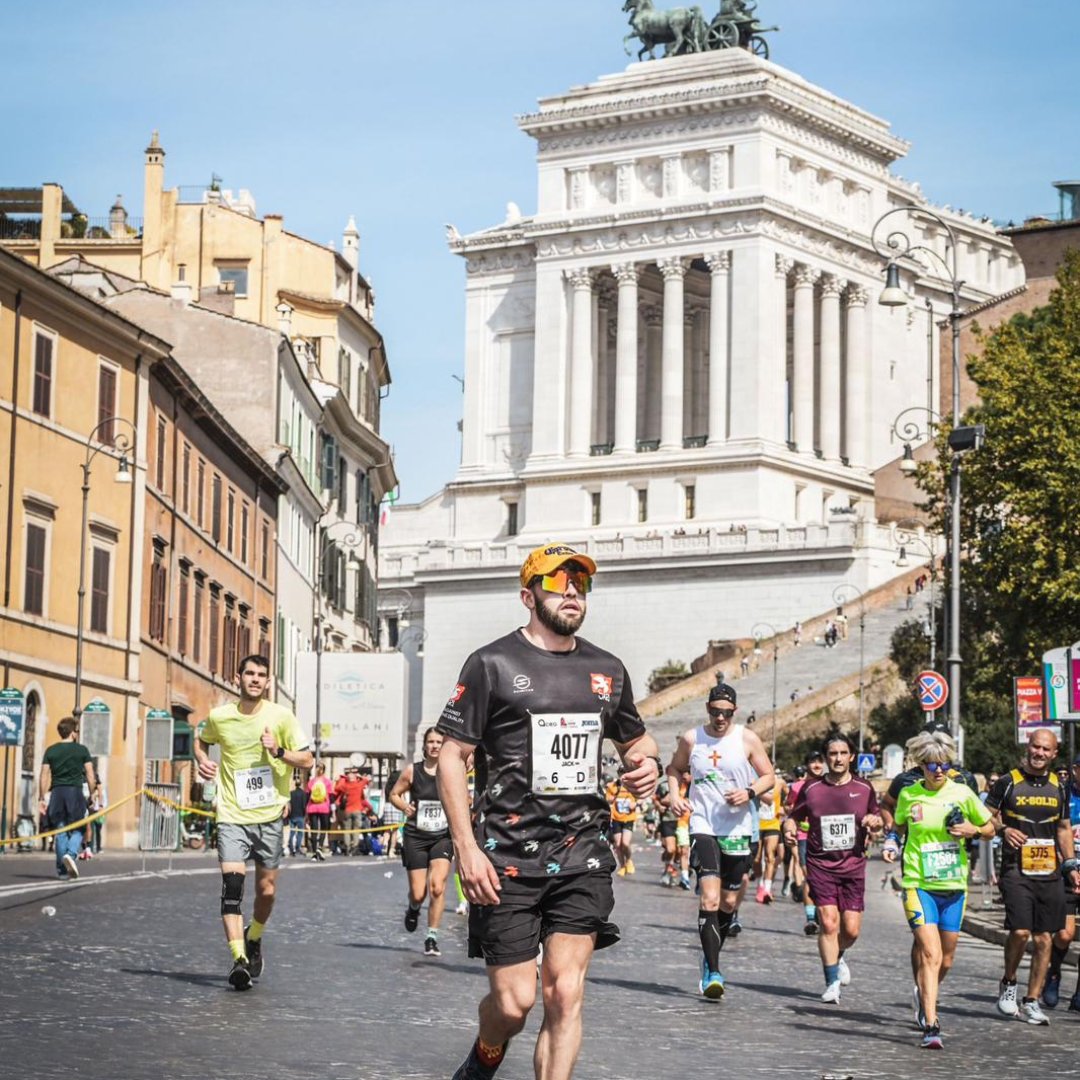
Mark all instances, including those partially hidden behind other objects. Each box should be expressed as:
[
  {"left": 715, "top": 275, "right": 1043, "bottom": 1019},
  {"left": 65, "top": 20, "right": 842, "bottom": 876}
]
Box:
[{"left": 217, "top": 819, "right": 285, "bottom": 869}]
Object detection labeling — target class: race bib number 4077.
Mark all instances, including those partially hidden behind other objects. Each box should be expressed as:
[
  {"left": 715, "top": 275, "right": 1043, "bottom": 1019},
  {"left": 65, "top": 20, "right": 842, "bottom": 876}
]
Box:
[{"left": 530, "top": 713, "right": 602, "bottom": 796}]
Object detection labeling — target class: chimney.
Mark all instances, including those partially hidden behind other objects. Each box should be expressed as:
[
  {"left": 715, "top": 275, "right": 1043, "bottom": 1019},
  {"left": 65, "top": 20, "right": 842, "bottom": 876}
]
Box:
[
  {"left": 342, "top": 215, "right": 360, "bottom": 270},
  {"left": 39, "top": 183, "right": 63, "bottom": 268},
  {"left": 109, "top": 195, "right": 128, "bottom": 239},
  {"left": 276, "top": 301, "right": 293, "bottom": 337},
  {"left": 141, "top": 131, "right": 166, "bottom": 287},
  {"left": 171, "top": 281, "right": 192, "bottom": 307}
]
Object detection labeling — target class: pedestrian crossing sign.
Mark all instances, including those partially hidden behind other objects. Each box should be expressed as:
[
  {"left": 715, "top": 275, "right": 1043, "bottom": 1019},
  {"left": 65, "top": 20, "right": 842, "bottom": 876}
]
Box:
[{"left": 856, "top": 753, "right": 876, "bottom": 774}]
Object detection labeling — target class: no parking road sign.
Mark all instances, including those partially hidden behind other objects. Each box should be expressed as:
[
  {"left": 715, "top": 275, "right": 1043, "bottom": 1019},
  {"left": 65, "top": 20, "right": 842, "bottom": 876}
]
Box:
[{"left": 917, "top": 670, "right": 949, "bottom": 712}]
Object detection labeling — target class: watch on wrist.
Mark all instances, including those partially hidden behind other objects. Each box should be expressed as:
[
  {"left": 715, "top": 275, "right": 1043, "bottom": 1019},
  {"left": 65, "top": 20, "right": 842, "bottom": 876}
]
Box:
[
  {"left": 746, "top": 786, "right": 756, "bottom": 799},
  {"left": 274, "top": 746, "right": 285, "bottom": 760}
]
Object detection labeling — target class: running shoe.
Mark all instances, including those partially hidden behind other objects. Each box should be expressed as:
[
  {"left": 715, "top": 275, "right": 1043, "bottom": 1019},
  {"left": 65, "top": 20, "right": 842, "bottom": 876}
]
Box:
[
  {"left": 244, "top": 928, "right": 263, "bottom": 979},
  {"left": 62, "top": 853, "right": 79, "bottom": 879},
  {"left": 424, "top": 935, "right": 441, "bottom": 957},
  {"left": 997, "top": 978, "right": 1019, "bottom": 1017},
  {"left": 821, "top": 980, "right": 842, "bottom": 1004},
  {"left": 451, "top": 1044, "right": 504, "bottom": 1080},
  {"left": 837, "top": 957, "right": 851, "bottom": 987},
  {"left": 455, "top": 901, "right": 469, "bottom": 916},
  {"left": 616, "top": 865, "right": 627, "bottom": 877},
  {"left": 920, "top": 1023, "right": 942, "bottom": 1049},
  {"left": 1069, "top": 992, "right": 1080, "bottom": 1013},
  {"left": 678, "top": 872, "right": 692, "bottom": 891},
  {"left": 699, "top": 958, "right": 726, "bottom": 1000},
  {"left": 404, "top": 905, "right": 420, "bottom": 933},
  {"left": 728, "top": 914, "right": 742, "bottom": 938},
  {"left": 1042, "top": 973, "right": 1061, "bottom": 1009},
  {"left": 1020, "top": 999, "right": 1050, "bottom": 1026},
  {"left": 912, "top": 984, "right": 925, "bottom": 1029},
  {"left": 624, "top": 858, "right": 636, "bottom": 876},
  {"left": 803, "top": 918, "right": 818, "bottom": 936},
  {"left": 780, "top": 880, "right": 790, "bottom": 898},
  {"left": 755, "top": 883, "right": 767, "bottom": 904},
  {"left": 660, "top": 871, "right": 673, "bottom": 887},
  {"left": 228, "top": 958, "right": 253, "bottom": 992}
]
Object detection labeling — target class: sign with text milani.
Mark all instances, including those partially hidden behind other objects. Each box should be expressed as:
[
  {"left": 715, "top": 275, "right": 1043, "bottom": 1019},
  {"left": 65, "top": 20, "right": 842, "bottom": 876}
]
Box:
[
  {"left": 1043, "top": 645, "right": 1080, "bottom": 722},
  {"left": 1014, "top": 676, "right": 1057, "bottom": 745}
]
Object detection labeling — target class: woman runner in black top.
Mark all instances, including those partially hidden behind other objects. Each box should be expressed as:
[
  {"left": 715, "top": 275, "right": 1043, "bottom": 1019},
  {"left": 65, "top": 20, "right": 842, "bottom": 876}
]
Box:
[{"left": 389, "top": 728, "right": 453, "bottom": 957}]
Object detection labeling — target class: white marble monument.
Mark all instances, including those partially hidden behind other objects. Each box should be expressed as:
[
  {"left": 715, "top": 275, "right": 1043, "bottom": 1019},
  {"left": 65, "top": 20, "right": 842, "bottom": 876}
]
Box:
[{"left": 380, "top": 48, "right": 1022, "bottom": 730}]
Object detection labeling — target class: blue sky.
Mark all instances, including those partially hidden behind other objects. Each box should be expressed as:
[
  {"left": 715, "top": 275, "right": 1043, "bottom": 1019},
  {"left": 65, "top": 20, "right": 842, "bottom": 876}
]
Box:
[{"left": 5, "top": 1, "right": 1077, "bottom": 501}]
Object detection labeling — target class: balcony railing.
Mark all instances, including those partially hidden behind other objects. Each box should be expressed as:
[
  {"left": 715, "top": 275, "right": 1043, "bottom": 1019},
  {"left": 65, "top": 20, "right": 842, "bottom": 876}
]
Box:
[{"left": 0, "top": 218, "right": 41, "bottom": 240}]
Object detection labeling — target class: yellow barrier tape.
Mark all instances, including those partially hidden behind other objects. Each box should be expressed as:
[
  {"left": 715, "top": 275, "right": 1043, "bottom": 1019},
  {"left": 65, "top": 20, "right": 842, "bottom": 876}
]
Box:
[{"left": 0, "top": 789, "right": 143, "bottom": 847}]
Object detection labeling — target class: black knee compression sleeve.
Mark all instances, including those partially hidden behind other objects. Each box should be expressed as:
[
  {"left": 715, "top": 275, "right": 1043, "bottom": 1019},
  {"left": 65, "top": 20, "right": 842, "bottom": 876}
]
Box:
[{"left": 221, "top": 871, "right": 245, "bottom": 916}]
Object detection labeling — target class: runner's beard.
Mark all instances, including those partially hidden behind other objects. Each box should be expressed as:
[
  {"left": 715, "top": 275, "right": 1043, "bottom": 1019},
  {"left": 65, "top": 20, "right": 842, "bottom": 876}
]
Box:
[{"left": 536, "top": 597, "right": 585, "bottom": 637}]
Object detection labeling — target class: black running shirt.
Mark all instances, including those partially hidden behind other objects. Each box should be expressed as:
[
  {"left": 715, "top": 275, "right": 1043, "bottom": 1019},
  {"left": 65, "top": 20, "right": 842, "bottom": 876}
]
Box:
[
  {"left": 404, "top": 760, "right": 449, "bottom": 839},
  {"left": 986, "top": 768, "right": 1066, "bottom": 873},
  {"left": 437, "top": 629, "right": 646, "bottom": 878}
]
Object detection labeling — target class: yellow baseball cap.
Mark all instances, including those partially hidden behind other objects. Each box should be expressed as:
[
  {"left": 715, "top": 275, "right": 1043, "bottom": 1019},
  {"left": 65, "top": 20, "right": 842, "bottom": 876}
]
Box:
[{"left": 519, "top": 543, "right": 597, "bottom": 587}]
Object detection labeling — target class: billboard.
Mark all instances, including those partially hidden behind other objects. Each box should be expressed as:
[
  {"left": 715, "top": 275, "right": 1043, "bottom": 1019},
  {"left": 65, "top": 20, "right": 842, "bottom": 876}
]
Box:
[
  {"left": 1013, "top": 676, "right": 1058, "bottom": 745},
  {"left": 296, "top": 651, "right": 407, "bottom": 757},
  {"left": 1043, "top": 646, "right": 1080, "bottom": 722}
]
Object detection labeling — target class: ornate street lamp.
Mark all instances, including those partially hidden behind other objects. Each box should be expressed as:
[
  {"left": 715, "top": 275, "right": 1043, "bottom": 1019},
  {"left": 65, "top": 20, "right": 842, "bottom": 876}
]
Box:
[
  {"left": 832, "top": 584, "right": 866, "bottom": 757},
  {"left": 872, "top": 205, "right": 984, "bottom": 756},
  {"left": 751, "top": 621, "right": 780, "bottom": 762},
  {"left": 74, "top": 418, "right": 137, "bottom": 720}
]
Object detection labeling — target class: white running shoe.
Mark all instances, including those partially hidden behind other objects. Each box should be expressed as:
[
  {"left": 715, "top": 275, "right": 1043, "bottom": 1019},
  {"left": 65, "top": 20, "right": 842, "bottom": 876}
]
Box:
[
  {"left": 1020, "top": 999, "right": 1050, "bottom": 1026},
  {"left": 62, "top": 854, "right": 79, "bottom": 879},
  {"left": 821, "top": 980, "right": 842, "bottom": 1004},
  {"left": 997, "top": 979, "right": 1020, "bottom": 1017},
  {"left": 837, "top": 957, "right": 851, "bottom": 986}
]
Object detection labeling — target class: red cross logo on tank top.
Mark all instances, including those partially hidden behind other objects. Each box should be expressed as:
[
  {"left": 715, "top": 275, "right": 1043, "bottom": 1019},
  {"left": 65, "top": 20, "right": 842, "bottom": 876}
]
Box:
[{"left": 709, "top": 750, "right": 723, "bottom": 767}]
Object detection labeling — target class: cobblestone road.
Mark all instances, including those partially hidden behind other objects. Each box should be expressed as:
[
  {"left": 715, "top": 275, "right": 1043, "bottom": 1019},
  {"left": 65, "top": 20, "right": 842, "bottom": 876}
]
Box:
[{"left": 0, "top": 849, "right": 1076, "bottom": 1079}]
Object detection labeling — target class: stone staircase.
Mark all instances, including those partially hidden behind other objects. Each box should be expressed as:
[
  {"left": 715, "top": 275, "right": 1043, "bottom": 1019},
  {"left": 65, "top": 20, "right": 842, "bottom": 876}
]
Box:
[{"left": 642, "top": 568, "right": 933, "bottom": 752}]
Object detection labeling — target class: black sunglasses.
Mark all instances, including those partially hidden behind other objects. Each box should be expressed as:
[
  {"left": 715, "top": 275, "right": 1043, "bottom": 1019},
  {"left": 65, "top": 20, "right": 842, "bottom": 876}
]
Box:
[{"left": 708, "top": 707, "right": 735, "bottom": 719}]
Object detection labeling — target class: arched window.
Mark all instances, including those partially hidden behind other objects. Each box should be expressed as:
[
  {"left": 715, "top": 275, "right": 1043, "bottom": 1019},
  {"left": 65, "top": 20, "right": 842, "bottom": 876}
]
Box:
[{"left": 21, "top": 692, "right": 39, "bottom": 775}]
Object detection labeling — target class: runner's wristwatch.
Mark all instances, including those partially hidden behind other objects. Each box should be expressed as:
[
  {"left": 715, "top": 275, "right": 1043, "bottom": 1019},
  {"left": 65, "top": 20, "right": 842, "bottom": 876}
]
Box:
[{"left": 274, "top": 746, "right": 286, "bottom": 759}]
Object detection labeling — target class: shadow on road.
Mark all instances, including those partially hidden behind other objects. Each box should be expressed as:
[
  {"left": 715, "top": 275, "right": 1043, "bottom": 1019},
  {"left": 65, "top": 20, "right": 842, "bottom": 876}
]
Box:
[
  {"left": 121, "top": 967, "right": 224, "bottom": 988},
  {"left": 586, "top": 974, "right": 686, "bottom": 998}
]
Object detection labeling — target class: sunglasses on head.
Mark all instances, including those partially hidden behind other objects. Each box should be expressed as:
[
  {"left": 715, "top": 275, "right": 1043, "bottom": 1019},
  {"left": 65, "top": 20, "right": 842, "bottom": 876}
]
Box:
[
  {"left": 538, "top": 568, "right": 592, "bottom": 595},
  {"left": 708, "top": 706, "right": 735, "bottom": 720},
  {"left": 923, "top": 761, "right": 951, "bottom": 773}
]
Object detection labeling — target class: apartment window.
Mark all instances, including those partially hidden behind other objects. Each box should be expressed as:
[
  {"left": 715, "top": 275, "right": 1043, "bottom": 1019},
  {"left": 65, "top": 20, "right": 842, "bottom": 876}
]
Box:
[
  {"left": 155, "top": 414, "right": 167, "bottom": 490},
  {"left": 338, "top": 347, "right": 351, "bottom": 401},
  {"left": 238, "top": 605, "right": 252, "bottom": 662},
  {"left": 685, "top": 484, "right": 697, "bottom": 521},
  {"left": 590, "top": 492, "right": 601, "bottom": 527},
  {"left": 637, "top": 488, "right": 648, "bottom": 523},
  {"left": 149, "top": 542, "right": 167, "bottom": 643},
  {"left": 181, "top": 444, "right": 191, "bottom": 515},
  {"left": 222, "top": 597, "right": 238, "bottom": 680},
  {"left": 89, "top": 547, "right": 111, "bottom": 634},
  {"left": 260, "top": 521, "right": 270, "bottom": 580},
  {"left": 193, "top": 574, "right": 205, "bottom": 664},
  {"left": 23, "top": 522, "right": 47, "bottom": 615},
  {"left": 319, "top": 433, "right": 337, "bottom": 492},
  {"left": 507, "top": 501, "right": 519, "bottom": 537},
  {"left": 276, "top": 613, "right": 286, "bottom": 687},
  {"left": 217, "top": 264, "right": 249, "bottom": 297},
  {"left": 177, "top": 564, "right": 189, "bottom": 656},
  {"left": 32, "top": 332, "right": 54, "bottom": 417},
  {"left": 97, "top": 363, "right": 118, "bottom": 444},
  {"left": 355, "top": 469, "right": 366, "bottom": 526},
  {"left": 196, "top": 459, "right": 206, "bottom": 528},
  {"left": 226, "top": 489, "right": 236, "bottom": 553},
  {"left": 240, "top": 503, "right": 250, "bottom": 564},
  {"left": 337, "top": 455, "right": 347, "bottom": 510},
  {"left": 208, "top": 587, "right": 220, "bottom": 674},
  {"left": 258, "top": 617, "right": 271, "bottom": 662},
  {"left": 211, "top": 475, "right": 222, "bottom": 543}
]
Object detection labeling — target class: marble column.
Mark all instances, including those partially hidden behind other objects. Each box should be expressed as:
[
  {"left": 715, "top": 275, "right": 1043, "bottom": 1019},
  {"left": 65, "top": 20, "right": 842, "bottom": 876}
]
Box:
[
  {"left": 791, "top": 264, "right": 818, "bottom": 453},
  {"left": 819, "top": 274, "right": 844, "bottom": 461},
  {"left": 658, "top": 257, "right": 687, "bottom": 451},
  {"left": 595, "top": 280, "right": 615, "bottom": 446},
  {"left": 612, "top": 263, "right": 640, "bottom": 454},
  {"left": 682, "top": 310, "right": 695, "bottom": 437},
  {"left": 776, "top": 255, "right": 793, "bottom": 445},
  {"left": 705, "top": 251, "right": 730, "bottom": 445},
  {"left": 644, "top": 305, "right": 663, "bottom": 442},
  {"left": 845, "top": 285, "right": 870, "bottom": 467},
  {"left": 566, "top": 268, "right": 594, "bottom": 458}
]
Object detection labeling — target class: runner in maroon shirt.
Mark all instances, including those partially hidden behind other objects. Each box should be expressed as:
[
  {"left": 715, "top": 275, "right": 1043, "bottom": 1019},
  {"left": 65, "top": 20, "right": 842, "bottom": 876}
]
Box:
[{"left": 784, "top": 733, "right": 881, "bottom": 1004}]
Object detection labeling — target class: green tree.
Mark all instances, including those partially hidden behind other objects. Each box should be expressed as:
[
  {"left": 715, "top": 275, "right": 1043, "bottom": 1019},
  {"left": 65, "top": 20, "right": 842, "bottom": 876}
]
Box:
[{"left": 915, "top": 250, "right": 1080, "bottom": 770}]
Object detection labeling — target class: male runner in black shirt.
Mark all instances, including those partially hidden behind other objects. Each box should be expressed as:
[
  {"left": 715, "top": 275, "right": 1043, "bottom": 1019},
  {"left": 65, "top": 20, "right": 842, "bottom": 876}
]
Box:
[{"left": 438, "top": 542, "right": 660, "bottom": 1080}]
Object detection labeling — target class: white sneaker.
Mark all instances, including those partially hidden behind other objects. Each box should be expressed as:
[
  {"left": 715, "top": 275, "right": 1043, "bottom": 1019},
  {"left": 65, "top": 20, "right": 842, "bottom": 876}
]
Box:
[
  {"left": 821, "top": 980, "right": 842, "bottom": 1004},
  {"left": 1020, "top": 999, "right": 1050, "bottom": 1026},
  {"left": 837, "top": 957, "right": 851, "bottom": 986},
  {"left": 62, "top": 853, "right": 79, "bottom": 879},
  {"left": 455, "top": 901, "right": 468, "bottom": 916},
  {"left": 997, "top": 979, "right": 1019, "bottom": 1017}
]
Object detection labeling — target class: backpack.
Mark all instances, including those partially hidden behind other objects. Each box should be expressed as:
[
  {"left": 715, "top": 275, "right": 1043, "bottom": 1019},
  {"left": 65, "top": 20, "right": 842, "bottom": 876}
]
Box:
[{"left": 311, "top": 779, "right": 328, "bottom": 804}]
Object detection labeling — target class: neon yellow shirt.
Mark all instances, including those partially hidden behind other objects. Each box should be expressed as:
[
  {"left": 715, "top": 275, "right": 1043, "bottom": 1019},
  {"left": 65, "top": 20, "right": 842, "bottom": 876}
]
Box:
[{"left": 200, "top": 700, "right": 307, "bottom": 825}]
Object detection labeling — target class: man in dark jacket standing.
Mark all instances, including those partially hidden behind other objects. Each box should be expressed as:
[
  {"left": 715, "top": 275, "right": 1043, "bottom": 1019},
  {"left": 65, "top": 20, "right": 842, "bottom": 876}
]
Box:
[{"left": 39, "top": 716, "right": 96, "bottom": 879}]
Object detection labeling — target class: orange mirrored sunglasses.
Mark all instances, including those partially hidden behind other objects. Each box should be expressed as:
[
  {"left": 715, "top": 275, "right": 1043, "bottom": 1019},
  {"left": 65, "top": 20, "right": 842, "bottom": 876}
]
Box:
[{"left": 539, "top": 568, "right": 592, "bottom": 595}]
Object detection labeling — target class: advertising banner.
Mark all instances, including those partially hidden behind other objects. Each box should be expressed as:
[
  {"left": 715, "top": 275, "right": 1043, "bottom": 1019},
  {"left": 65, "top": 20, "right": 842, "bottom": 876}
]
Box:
[
  {"left": 0, "top": 689, "right": 25, "bottom": 747},
  {"left": 1043, "top": 646, "right": 1080, "bottom": 722},
  {"left": 1014, "top": 676, "right": 1057, "bottom": 745},
  {"left": 296, "top": 652, "right": 407, "bottom": 757}
]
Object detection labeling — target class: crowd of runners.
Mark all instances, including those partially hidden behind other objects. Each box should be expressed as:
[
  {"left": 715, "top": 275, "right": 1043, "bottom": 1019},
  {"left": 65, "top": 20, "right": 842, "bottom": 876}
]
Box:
[{"left": 73, "top": 538, "right": 1075, "bottom": 1079}]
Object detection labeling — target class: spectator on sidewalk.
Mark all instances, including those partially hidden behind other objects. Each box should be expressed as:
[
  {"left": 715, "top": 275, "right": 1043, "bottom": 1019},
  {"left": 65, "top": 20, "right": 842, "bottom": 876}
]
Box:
[
  {"left": 87, "top": 781, "right": 106, "bottom": 856},
  {"left": 38, "top": 717, "right": 96, "bottom": 879},
  {"left": 305, "top": 763, "right": 333, "bottom": 860},
  {"left": 793, "top": 621, "right": 802, "bottom": 647},
  {"left": 382, "top": 769, "right": 405, "bottom": 858},
  {"left": 288, "top": 778, "right": 308, "bottom": 856},
  {"left": 740, "top": 654, "right": 750, "bottom": 677},
  {"left": 335, "top": 766, "right": 373, "bottom": 855}
]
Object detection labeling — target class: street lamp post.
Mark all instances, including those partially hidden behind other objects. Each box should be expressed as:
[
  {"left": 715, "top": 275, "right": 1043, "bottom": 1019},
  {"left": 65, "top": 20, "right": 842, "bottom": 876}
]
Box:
[
  {"left": 892, "top": 519, "right": 938, "bottom": 671},
  {"left": 873, "top": 205, "right": 984, "bottom": 755},
  {"left": 751, "top": 622, "right": 780, "bottom": 761},
  {"left": 74, "top": 418, "right": 136, "bottom": 720},
  {"left": 832, "top": 585, "right": 866, "bottom": 757},
  {"left": 313, "top": 524, "right": 364, "bottom": 772}
]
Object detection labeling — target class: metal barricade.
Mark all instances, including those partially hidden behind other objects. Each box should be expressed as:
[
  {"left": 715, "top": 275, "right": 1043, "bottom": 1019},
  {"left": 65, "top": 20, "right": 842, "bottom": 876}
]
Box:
[{"left": 139, "top": 783, "right": 180, "bottom": 852}]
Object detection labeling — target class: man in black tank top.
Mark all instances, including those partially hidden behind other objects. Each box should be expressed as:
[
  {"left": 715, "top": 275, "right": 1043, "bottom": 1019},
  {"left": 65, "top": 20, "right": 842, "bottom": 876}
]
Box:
[
  {"left": 389, "top": 728, "right": 453, "bottom": 957},
  {"left": 437, "top": 543, "right": 660, "bottom": 1080}
]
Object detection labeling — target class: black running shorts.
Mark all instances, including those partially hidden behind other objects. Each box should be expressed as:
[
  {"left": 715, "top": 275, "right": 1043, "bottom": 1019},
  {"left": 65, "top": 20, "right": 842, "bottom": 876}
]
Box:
[
  {"left": 659, "top": 820, "right": 678, "bottom": 840},
  {"left": 468, "top": 870, "right": 619, "bottom": 967},
  {"left": 401, "top": 830, "right": 453, "bottom": 872},
  {"left": 690, "top": 833, "right": 758, "bottom": 890},
  {"left": 1001, "top": 867, "right": 1067, "bottom": 934}
]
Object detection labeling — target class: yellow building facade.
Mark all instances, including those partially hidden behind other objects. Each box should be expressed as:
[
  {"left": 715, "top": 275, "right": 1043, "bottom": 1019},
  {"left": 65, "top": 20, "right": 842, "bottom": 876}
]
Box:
[{"left": 0, "top": 247, "right": 170, "bottom": 846}]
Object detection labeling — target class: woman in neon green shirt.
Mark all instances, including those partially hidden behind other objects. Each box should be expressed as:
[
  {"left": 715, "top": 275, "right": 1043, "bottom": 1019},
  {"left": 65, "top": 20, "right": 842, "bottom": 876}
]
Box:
[{"left": 883, "top": 730, "right": 994, "bottom": 1050}]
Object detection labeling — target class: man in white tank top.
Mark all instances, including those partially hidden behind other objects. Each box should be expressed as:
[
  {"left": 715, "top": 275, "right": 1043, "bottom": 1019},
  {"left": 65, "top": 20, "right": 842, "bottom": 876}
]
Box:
[{"left": 667, "top": 683, "right": 775, "bottom": 999}]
